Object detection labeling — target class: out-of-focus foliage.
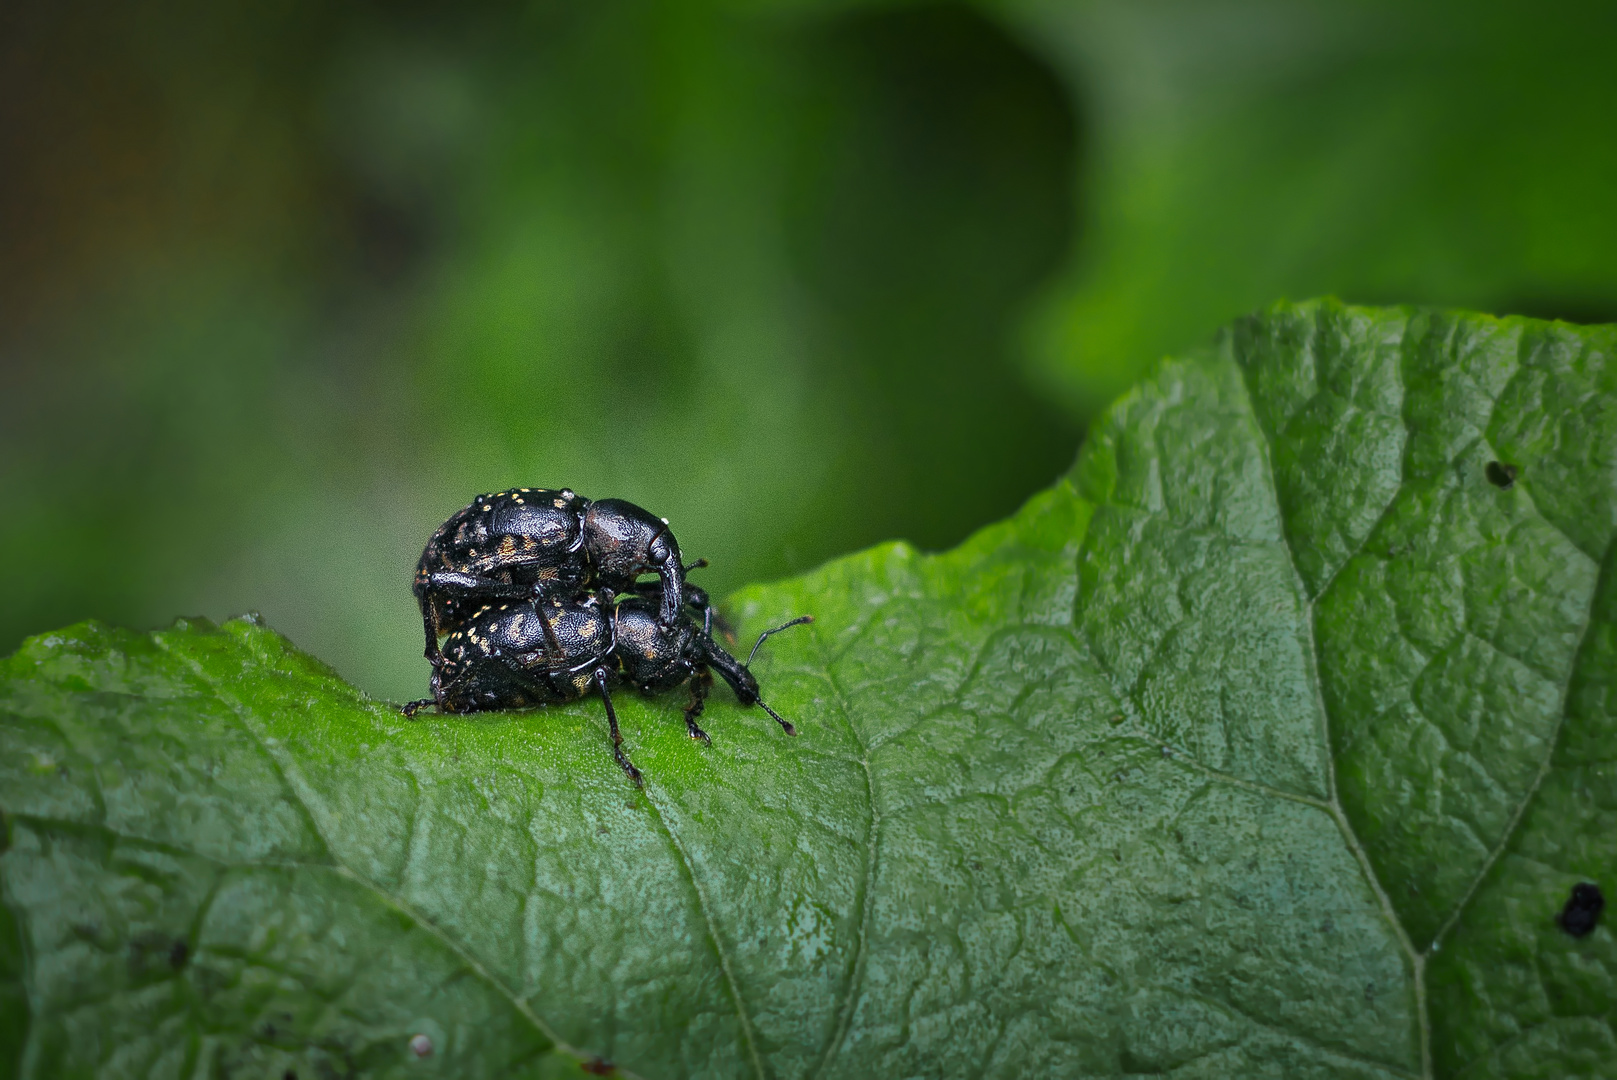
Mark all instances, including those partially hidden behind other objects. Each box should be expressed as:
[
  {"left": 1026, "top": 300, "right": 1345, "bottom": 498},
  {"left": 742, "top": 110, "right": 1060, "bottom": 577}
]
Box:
[
  {"left": 0, "top": 1, "right": 1081, "bottom": 698},
  {"left": 1015, "top": 0, "right": 1617, "bottom": 410},
  {"left": 2, "top": 0, "right": 1615, "bottom": 700}
]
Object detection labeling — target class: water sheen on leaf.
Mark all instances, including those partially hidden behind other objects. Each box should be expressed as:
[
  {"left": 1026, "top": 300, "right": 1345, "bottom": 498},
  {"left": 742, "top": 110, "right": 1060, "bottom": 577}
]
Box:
[{"left": 3, "top": 299, "right": 1614, "bottom": 1079}]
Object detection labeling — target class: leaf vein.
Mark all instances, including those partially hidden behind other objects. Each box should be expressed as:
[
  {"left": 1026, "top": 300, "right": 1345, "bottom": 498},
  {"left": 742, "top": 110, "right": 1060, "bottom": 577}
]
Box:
[
  {"left": 811, "top": 630, "right": 881, "bottom": 1080},
  {"left": 636, "top": 786, "right": 767, "bottom": 1080},
  {"left": 1228, "top": 346, "right": 1433, "bottom": 1079},
  {"left": 1427, "top": 530, "right": 1616, "bottom": 952},
  {"left": 148, "top": 632, "right": 624, "bottom": 1077}
]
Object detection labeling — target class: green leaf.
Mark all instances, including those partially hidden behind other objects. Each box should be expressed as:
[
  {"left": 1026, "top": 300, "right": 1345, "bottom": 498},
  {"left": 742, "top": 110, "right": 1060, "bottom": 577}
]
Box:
[{"left": 3, "top": 299, "right": 1614, "bottom": 1078}]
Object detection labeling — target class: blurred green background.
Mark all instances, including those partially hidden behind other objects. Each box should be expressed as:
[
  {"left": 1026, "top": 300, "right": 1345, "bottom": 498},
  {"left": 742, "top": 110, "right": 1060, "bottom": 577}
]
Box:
[{"left": 3, "top": 0, "right": 1615, "bottom": 701}]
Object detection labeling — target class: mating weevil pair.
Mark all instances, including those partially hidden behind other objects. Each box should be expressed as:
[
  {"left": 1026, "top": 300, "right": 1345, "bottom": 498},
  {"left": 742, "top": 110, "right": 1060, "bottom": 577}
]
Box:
[{"left": 403, "top": 487, "right": 811, "bottom": 785}]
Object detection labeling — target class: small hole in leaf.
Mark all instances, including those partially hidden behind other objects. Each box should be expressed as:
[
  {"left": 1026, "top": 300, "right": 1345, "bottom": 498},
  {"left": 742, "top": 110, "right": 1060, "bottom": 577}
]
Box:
[
  {"left": 1485, "top": 461, "right": 1518, "bottom": 489},
  {"left": 1558, "top": 882, "right": 1604, "bottom": 938}
]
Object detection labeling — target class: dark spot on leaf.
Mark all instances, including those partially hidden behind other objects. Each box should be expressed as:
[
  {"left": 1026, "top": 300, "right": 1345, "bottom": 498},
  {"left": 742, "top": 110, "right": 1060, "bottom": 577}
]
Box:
[
  {"left": 1558, "top": 882, "right": 1604, "bottom": 938},
  {"left": 971, "top": 860, "right": 983, "bottom": 871},
  {"left": 284, "top": 1072, "right": 297, "bottom": 1080},
  {"left": 128, "top": 930, "right": 190, "bottom": 980},
  {"left": 1485, "top": 461, "right": 1518, "bottom": 489},
  {"left": 1319, "top": 919, "right": 1334, "bottom": 933},
  {"left": 1364, "top": 982, "right": 1376, "bottom": 1001},
  {"left": 596, "top": 825, "right": 609, "bottom": 835},
  {"left": 582, "top": 1056, "right": 616, "bottom": 1076}
]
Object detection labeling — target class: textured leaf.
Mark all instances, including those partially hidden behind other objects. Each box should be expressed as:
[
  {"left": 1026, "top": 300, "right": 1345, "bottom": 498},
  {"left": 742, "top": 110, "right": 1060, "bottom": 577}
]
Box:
[{"left": 3, "top": 299, "right": 1614, "bottom": 1078}]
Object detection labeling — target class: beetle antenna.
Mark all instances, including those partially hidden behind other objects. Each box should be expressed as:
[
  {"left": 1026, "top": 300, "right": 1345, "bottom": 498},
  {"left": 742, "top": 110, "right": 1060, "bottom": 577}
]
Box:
[
  {"left": 684, "top": 558, "right": 709, "bottom": 571},
  {"left": 746, "top": 615, "right": 813, "bottom": 667},
  {"left": 757, "top": 698, "right": 797, "bottom": 737}
]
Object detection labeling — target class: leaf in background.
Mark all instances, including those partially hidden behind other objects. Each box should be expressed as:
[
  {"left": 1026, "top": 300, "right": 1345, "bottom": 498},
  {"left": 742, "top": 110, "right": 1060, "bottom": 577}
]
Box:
[
  {"left": 3, "top": 300, "right": 1614, "bottom": 1077},
  {"left": 1014, "top": 0, "right": 1617, "bottom": 411},
  {"left": 0, "top": 0, "right": 1083, "bottom": 701}
]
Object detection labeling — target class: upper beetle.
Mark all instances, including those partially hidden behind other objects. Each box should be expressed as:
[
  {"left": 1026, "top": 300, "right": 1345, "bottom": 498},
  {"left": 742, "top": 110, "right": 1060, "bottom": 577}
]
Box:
[{"left": 413, "top": 488, "right": 695, "bottom": 665}]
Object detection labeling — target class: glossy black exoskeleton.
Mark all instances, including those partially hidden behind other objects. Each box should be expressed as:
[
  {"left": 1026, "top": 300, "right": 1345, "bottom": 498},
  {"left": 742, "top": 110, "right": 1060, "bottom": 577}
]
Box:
[
  {"left": 413, "top": 488, "right": 700, "bottom": 666},
  {"left": 402, "top": 593, "right": 810, "bottom": 785}
]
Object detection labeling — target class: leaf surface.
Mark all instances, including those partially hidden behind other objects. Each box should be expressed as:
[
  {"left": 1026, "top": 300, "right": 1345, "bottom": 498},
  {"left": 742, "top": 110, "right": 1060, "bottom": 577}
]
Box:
[{"left": 3, "top": 300, "right": 1614, "bottom": 1078}]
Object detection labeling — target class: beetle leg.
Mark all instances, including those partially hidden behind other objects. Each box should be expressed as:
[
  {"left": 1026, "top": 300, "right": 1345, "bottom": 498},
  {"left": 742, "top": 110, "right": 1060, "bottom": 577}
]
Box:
[
  {"left": 402, "top": 698, "right": 435, "bottom": 717},
  {"left": 420, "top": 574, "right": 533, "bottom": 666},
  {"left": 422, "top": 615, "right": 443, "bottom": 667},
  {"left": 537, "top": 598, "right": 565, "bottom": 658},
  {"left": 424, "top": 572, "right": 532, "bottom": 602},
  {"left": 684, "top": 667, "right": 713, "bottom": 745},
  {"left": 593, "top": 668, "right": 643, "bottom": 787}
]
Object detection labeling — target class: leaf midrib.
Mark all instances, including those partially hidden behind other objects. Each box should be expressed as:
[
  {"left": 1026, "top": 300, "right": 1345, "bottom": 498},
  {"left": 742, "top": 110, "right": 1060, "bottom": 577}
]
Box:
[{"left": 638, "top": 783, "right": 767, "bottom": 1080}]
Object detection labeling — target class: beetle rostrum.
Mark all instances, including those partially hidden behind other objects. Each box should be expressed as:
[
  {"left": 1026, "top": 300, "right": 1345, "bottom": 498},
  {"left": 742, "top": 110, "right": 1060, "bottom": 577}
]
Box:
[
  {"left": 413, "top": 488, "right": 700, "bottom": 666},
  {"left": 404, "top": 593, "right": 811, "bottom": 785}
]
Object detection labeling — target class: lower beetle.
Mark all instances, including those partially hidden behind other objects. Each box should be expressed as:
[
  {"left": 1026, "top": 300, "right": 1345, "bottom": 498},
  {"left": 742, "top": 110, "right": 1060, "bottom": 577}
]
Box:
[{"left": 403, "top": 592, "right": 810, "bottom": 785}]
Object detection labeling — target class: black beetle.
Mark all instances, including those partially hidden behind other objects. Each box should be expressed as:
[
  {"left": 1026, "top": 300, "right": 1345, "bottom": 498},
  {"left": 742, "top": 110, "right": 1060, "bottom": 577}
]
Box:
[
  {"left": 403, "top": 591, "right": 810, "bottom": 785},
  {"left": 413, "top": 488, "right": 701, "bottom": 666}
]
